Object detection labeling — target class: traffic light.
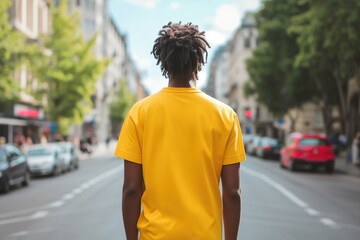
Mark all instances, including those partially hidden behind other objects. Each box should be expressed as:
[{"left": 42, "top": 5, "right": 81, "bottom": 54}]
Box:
[{"left": 245, "top": 108, "right": 252, "bottom": 119}]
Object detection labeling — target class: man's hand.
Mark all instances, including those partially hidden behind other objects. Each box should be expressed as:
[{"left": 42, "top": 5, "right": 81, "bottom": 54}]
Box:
[
  {"left": 123, "top": 160, "right": 143, "bottom": 240},
  {"left": 221, "top": 163, "right": 241, "bottom": 240}
]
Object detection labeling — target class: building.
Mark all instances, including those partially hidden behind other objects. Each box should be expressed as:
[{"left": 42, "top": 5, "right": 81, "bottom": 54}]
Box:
[
  {"left": 65, "top": 0, "right": 141, "bottom": 142},
  {"left": 225, "top": 13, "right": 274, "bottom": 135},
  {"left": 205, "top": 45, "right": 230, "bottom": 104},
  {"left": 0, "top": 0, "right": 52, "bottom": 144}
]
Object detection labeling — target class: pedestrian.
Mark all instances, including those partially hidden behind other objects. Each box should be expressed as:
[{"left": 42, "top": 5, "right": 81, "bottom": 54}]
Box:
[
  {"left": 0, "top": 136, "right": 6, "bottom": 146},
  {"left": 351, "top": 132, "right": 360, "bottom": 165},
  {"left": 115, "top": 22, "right": 246, "bottom": 240}
]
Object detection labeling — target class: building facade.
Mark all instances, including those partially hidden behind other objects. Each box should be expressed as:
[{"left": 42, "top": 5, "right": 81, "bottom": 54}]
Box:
[
  {"left": 206, "top": 12, "right": 277, "bottom": 136},
  {"left": 0, "top": 0, "right": 52, "bottom": 144},
  {"left": 66, "top": 0, "right": 141, "bottom": 142}
]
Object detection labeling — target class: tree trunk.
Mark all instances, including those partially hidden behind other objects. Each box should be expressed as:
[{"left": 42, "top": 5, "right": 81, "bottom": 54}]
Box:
[
  {"left": 335, "top": 78, "right": 353, "bottom": 148},
  {"left": 315, "top": 78, "right": 333, "bottom": 136}
]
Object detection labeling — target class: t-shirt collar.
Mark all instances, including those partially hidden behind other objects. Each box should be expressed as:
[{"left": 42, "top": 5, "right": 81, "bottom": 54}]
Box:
[{"left": 162, "top": 87, "right": 201, "bottom": 93}]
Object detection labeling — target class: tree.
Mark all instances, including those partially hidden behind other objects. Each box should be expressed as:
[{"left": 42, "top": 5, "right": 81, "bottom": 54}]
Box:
[
  {"left": 245, "top": 0, "right": 318, "bottom": 131},
  {"left": 0, "top": 0, "right": 34, "bottom": 111},
  {"left": 291, "top": 0, "right": 360, "bottom": 139},
  {"left": 109, "top": 80, "right": 136, "bottom": 136},
  {"left": 37, "top": 0, "right": 109, "bottom": 135}
]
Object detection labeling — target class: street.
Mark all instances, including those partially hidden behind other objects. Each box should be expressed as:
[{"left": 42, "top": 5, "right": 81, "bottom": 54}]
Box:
[{"left": 0, "top": 153, "right": 359, "bottom": 240}]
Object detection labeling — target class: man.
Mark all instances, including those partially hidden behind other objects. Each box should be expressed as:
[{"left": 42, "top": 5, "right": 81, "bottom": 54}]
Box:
[{"left": 115, "top": 22, "right": 246, "bottom": 240}]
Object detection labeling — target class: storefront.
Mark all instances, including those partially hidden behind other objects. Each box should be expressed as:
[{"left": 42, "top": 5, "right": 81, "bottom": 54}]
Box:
[{"left": 0, "top": 103, "right": 52, "bottom": 144}]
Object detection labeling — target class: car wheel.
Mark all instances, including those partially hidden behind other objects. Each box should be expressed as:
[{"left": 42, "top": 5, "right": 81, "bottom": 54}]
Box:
[
  {"left": 280, "top": 161, "right": 286, "bottom": 169},
  {"left": 290, "top": 159, "right": 298, "bottom": 172},
  {"left": 51, "top": 166, "right": 58, "bottom": 177},
  {"left": 325, "top": 161, "right": 334, "bottom": 173},
  {"left": 22, "top": 171, "right": 31, "bottom": 187},
  {"left": 0, "top": 177, "right": 10, "bottom": 194}
]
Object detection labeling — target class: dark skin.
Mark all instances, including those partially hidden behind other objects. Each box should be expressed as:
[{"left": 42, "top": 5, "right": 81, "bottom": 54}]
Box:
[
  {"left": 122, "top": 73, "right": 242, "bottom": 240},
  {"left": 122, "top": 160, "right": 143, "bottom": 240}
]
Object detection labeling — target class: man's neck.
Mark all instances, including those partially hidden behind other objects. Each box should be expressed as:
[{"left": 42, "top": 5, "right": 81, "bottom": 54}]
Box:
[{"left": 168, "top": 77, "right": 197, "bottom": 88}]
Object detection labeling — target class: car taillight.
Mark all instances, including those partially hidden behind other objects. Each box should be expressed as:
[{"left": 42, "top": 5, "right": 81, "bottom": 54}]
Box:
[
  {"left": 293, "top": 148, "right": 302, "bottom": 154},
  {"left": 263, "top": 145, "right": 272, "bottom": 151}
]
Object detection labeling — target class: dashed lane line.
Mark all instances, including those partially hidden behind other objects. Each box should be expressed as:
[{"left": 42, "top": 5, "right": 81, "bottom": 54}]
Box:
[
  {"left": 0, "top": 165, "right": 123, "bottom": 226},
  {"left": 242, "top": 166, "right": 339, "bottom": 229}
]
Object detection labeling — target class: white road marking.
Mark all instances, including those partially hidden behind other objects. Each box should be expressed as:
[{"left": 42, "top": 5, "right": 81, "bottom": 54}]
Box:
[
  {"left": 11, "top": 231, "right": 29, "bottom": 237},
  {"left": 242, "top": 166, "right": 339, "bottom": 229},
  {"left": 62, "top": 193, "right": 74, "bottom": 200},
  {"left": 48, "top": 201, "right": 65, "bottom": 208},
  {"left": 0, "top": 165, "right": 123, "bottom": 226},
  {"left": 305, "top": 208, "right": 319, "bottom": 216},
  {"left": 321, "top": 218, "right": 337, "bottom": 227},
  {"left": 0, "top": 211, "right": 48, "bottom": 226},
  {"left": 242, "top": 166, "right": 308, "bottom": 208},
  {"left": 72, "top": 188, "right": 83, "bottom": 195},
  {"left": 30, "top": 211, "right": 49, "bottom": 219}
]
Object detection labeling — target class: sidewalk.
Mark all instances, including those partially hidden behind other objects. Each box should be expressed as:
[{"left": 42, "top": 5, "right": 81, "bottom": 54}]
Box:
[
  {"left": 79, "top": 140, "right": 118, "bottom": 160},
  {"left": 335, "top": 151, "right": 360, "bottom": 177}
]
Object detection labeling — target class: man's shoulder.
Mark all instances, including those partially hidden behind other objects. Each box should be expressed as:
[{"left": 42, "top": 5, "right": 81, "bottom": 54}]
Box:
[
  {"left": 128, "top": 91, "right": 163, "bottom": 114},
  {"left": 199, "top": 92, "right": 236, "bottom": 115}
]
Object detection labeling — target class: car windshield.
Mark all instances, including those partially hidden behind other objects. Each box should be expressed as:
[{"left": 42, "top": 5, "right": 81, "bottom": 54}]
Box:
[
  {"left": 299, "top": 138, "right": 329, "bottom": 146},
  {"left": 0, "top": 150, "right": 6, "bottom": 163},
  {"left": 263, "top": 138, "right": 278, "bottom": 146},
  {"left": 58, "top": 145, "right": 68, "bottom": 153},
  {"left": 27, "top": 148, "right": 53, "bottom": 156}
]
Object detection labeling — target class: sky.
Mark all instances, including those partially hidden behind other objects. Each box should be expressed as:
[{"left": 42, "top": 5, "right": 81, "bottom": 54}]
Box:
[{"left": 109, "top": 0, "right": 261, "bottom": 94}]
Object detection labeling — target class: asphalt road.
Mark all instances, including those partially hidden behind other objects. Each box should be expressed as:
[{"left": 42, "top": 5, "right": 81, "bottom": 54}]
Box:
[{"left": 0, "top": 153, "right": 359, "bottom": 240}]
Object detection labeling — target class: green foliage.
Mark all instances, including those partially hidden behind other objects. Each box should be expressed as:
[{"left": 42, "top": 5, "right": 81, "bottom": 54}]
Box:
[
  {"left": 290, "top": 0, "right": 360, "bottom": 136},
  {"left": 292, "top": 0, "right": 360, "bottom": 81},
  {"left": 37, "top": 0, "right": 109, "bottom": 135},
  {"left": 0, "top": 0, "right": 33, "bottom": 108},
  {"left": 246, "top": 0, "right": 318, "bottom": 115},
  {"left": 109, "top": 80, "right": 136, "bottom": 124}
]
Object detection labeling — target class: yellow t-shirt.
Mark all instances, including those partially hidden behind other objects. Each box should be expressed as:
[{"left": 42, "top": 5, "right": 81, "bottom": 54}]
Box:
[{"left": 115, "top": 87, "right": 246, "bottom": 240}]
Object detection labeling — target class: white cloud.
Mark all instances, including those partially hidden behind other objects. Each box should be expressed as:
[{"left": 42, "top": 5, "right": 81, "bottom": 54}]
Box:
[
  {"left": 124, "top": 0, "right": 159, "bottom": 9},
  {"left": 205, "top": 30, "right": 228, "bottom": 50},
  {"left": 170, "top": 2, "right": 179, "bottom": 10},
  {"left": 143, "top": 75, "right": 166, "bottom": 94},
  {"left": 213, "top": 4, "right": 241, "bottom": 34},
  {"left": 133, "top": 54, "right": 152, "bottom": 69}
]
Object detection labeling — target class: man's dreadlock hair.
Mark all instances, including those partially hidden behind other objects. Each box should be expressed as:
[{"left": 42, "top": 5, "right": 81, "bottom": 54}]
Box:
[{"left": 151, "top": 22, "right": 210, "bottom": 80}]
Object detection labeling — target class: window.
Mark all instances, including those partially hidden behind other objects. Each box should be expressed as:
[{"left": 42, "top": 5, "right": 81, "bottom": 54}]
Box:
[
  {"left": 0, "top": 150, "right": 7, "bottom": 164},
  {"left": 27, "top": 0, "right": 34, "bottom": 32},
  {"left": 38, "top": 5, "right": 43, "bottom": 34},
  {"left": 15, "top": 0, "right": 22, "bottom": 23},
  {"left": 244, "top": 37, "right": 251, "bottom": 48},
  {"left": 85, "top": 0, "right": 95, "bottom": 10},
  {"left": 299, "top": 138, "right": 329, "bottom": 146},
  {"left": 6, "top": 146, "right": 20, "bottom": 161},
  {"left": 76, "top": 0, "right": 81, "bottom": 6}
]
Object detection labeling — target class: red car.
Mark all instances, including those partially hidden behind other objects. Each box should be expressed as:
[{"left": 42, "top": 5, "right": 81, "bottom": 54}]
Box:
[{"left": 280, "top": 133, "right": 336, "bottom": 173}]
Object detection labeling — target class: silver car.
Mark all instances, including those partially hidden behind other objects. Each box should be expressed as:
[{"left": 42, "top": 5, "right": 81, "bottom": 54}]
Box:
[
  {"left": 26, "top": 144, "right": 66, "bottom": 176},
  {"left": 56, "top": 142, "right": 80, "bottom": 171}
]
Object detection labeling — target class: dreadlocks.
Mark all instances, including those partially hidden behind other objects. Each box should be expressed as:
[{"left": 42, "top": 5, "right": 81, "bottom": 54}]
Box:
[{"left": 151, "top": 22, "right": 210, "bottom": 80}]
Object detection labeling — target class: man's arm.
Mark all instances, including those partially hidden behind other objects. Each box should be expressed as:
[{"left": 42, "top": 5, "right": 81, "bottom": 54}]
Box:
[
  {"left": 221, "top": 163, "right": 241, "bottom": 240},
  {"left": 122, "top": 160, "right": 143, "bottom": 240}
]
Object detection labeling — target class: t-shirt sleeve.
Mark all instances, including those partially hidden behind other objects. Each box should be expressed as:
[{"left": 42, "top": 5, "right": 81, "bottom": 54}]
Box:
[
  {"left": 114, "top": 114, "right": 142, "bottom": 164},
  {"left": 223, "top": 114, "right": 246, "bottom": 165}
]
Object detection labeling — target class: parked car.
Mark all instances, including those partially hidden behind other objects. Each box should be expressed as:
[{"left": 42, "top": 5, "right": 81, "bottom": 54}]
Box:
[
  {"left": 246, "top": 135, "right": 262, "bottom": 155},
  {"left": 26, "top": 144, "right": 66, "bottom": 176},
  {"left": 255, "top": 137, "right": 282, "bottom": 160},
  {"left": 242, "top": 134, "right": 253, "bottom": 150},
  {"left": 0, "top": 144, "right": 30, "bottom": 194},
  {"left": 280, "top": 133, "right": 336, "bottom": 173},
  {"left": 57, "top": 142, "right": 80, "bottom": 171}
]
